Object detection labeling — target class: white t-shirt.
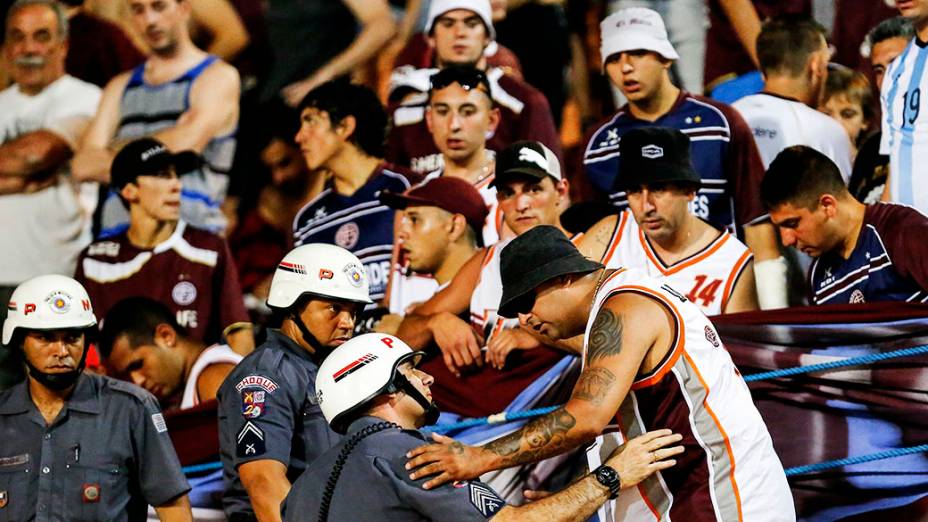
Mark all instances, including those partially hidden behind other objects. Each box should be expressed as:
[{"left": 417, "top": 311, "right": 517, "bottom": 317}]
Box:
[
  {"left": 0, "top": 75, "right": 101, "bottom": 285},
  {"left": 880, "top": 38, "right": 928, "bottom": 214},
  {"left": 733, "top": 92, "right": 853, "bottom": 182}
]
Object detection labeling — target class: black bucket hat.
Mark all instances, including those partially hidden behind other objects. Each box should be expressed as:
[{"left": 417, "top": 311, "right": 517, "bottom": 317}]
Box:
[{"left": 498, "top": 225, "right": 603, "bottom": 318}]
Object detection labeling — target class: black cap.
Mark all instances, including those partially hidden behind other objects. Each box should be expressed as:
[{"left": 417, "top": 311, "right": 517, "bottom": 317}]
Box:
[
  {"left": 110, "top": 138, "right": 201, "bottom": 190},
  {"left": 491, "top": 140, "right": 562, "bottom": 188},
  {"left": 498, "top": 225, "right": 603, "bottom": 318},
  {"left": 613, "top": 127, "right": 701, "bottom": 192}
]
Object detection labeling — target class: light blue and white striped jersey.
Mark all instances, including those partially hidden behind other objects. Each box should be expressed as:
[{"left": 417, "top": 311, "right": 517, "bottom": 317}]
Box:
[{"left": 881, "top": 37, "right": 928, "bottom": 215}]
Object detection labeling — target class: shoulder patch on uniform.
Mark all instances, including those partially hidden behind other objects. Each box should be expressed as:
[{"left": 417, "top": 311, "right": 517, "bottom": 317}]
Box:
[
  {"left": 235, "top": 375, "right": 279, "bottom": 393},
  {"left": 241, "top": 390, "right": 267, "bottom": 419},
  {"left": 468, "top": 482, "right": 504, "bottom": 517},
  {"left": 237, "top": 421, "right": 266, "bottom": 458},
  {"left": 151, "top": 413, "right": 168, "bottom": 433}
]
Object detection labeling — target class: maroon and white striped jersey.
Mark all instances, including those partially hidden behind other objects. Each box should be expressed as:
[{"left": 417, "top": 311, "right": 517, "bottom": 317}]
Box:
[{"left": 75, "top": 221, "right": 249, "bottom": 344}]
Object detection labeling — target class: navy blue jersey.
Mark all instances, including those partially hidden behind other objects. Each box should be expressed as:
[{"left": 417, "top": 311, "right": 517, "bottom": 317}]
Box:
[
  {"left": 292, "top": 163, "right": 418, "bottom": 303},
  {"left": 583, "top": 92, "right": 766, "bottom": 235},
  {"left": 810, "top": 203, "right": 928, "bottom": 304}
]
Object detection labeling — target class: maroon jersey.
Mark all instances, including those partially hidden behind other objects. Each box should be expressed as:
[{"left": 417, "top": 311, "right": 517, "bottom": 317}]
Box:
[
  {"left": 704, "top": 0, "right": 810, "bottom": 89},
  {"left": 387, "top": 67, "right": 562, "bottom": 174},
  {"left": 75, "top": 221, "right": 250, "bottom": 344}
]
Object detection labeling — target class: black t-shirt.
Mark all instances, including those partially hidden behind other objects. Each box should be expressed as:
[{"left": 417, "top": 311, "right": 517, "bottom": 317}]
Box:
[{"left": 849, "top": 132, "right": 889, "bottom": 204}]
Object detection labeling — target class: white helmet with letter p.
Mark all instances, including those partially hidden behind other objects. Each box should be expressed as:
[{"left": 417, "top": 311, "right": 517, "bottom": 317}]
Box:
[
  {"left": 267, "top": 243, "right": 373, "bottom": 309},
  {"left": 315, "top": 333, "right": 437, "bottom": 433}
]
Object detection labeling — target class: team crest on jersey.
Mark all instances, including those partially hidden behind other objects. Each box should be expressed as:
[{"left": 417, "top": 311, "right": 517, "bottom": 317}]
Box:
[
  {"left": 849, "top": 289, "right": 866, "bottom": 304},
  {"left": 242, "top": 390, "right": 267, "bottom": 419},
  {"left": 335, "top": 222, "right": 360, "bottom": 249},
  {"left": 704, "top": 325, "right": 720, "bottom": 347},
  {"left": 172, "top": 281, "right": 197, "bottom": 306},
  {"left": 45, "top": 291, "right": 72, "bottom": 314},
  {"left": 343, "top": 262, "right": 365, "bottom": 288},
  {"left": 641, "top": 144, "right": 663, "bottom": 159},
  {"left": 235, "top": 375, "right": 279, "bottom": 393},
  {"left": 0, "top": 490, "right": 7, "bottom": 508}
]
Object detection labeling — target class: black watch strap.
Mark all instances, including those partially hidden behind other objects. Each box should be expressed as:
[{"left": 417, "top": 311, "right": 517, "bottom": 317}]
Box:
[{"left": 593, "top": 464, "right": 621, "bottom": 499}]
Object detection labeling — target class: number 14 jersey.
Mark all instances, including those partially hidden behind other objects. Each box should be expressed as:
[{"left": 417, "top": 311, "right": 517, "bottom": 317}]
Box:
[{"left": 601, "top": 210, "right": 753, "bottom": 316}]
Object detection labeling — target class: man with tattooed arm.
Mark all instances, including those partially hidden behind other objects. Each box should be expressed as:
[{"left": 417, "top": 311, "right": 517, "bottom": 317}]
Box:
[{"left": 406, "top": 226, "right": 794, "bottom": 521}]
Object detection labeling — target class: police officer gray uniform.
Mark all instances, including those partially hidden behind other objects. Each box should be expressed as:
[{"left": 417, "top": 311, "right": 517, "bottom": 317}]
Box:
[
  {"left": 282, "top": 334, "right": 506, "bottom": 521},
  {"left": 0, "top": 274, "right": 190, "bottom": 521},
  {"left": 282, "top": 416, "right": 505, "bottom": 521},
  {"left": 216, "top": 244, "right": 373, "bottom": 520},
  {"left": 0, "top": 374, "right": 191, "bottom": 521},
  {"left": 217, "top": 329, "right": 341, "bottom": 517}
]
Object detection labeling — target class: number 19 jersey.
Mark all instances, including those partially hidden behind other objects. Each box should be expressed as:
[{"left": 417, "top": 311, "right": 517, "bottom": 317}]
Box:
[
  {"left": 881, "top": 37, "right": 928, "bottom": 215},
  {"left": 601, "top": 210, "right": 753, "bottom": 316}
]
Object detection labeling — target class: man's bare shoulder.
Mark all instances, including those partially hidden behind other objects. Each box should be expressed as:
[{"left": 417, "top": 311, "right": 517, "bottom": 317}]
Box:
[{"left": 199, "top": 58, "right": 241, "bottom": 87}]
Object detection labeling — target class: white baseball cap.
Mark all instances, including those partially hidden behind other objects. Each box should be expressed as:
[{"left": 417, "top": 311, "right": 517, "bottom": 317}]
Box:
[
  {"left": 425, "top": 0, "right": 496, "bottom": 40},
  {"left": 600, "top": 7, "right": 679, "bottom": 66}
]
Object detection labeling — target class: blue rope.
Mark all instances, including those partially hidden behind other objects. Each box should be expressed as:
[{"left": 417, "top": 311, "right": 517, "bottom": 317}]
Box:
[
  {"left": 182, "top": 461, "right": 222, "bottom": 475},
  {"left": 428, "top": 344, "right": 928, "bottom": 434},
  {"left": 784, "top": 444, "right": 928, "bottom": 476},
  {"left": 743, "top": 344, "right": 928, "bottom": 382}
]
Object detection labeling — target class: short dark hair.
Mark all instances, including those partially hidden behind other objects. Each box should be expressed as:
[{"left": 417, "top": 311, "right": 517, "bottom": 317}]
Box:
[
  {"left": 297, "top": 80, "right": 388, "bottom": 158},
  {"left": 760, "top": 146, "right": 848, "bottom": 210},
  {"left": 757, "top": 15, "right": 827, "bottom": 77},
  {"left": 866, "top": 16, "right": 914, "bottom": 52},
  {"left": 98, "top": 297, "right": 184, "bottom": 359}
]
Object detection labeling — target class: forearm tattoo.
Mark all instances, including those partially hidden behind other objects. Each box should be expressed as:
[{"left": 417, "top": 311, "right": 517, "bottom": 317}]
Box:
[
  {"left": 587, "top": 308, "right": 623, "bottom": 364},
  {"left": 484, "top": 408, "right": 579, "bottom": 467}
]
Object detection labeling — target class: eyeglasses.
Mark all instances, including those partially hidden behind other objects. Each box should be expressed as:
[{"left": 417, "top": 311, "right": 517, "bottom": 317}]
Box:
[{"left": 429, "top": 67, "right": 493, "bottom": 97}]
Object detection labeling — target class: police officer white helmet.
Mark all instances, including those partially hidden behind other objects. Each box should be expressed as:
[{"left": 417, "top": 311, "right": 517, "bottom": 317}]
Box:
[
  {"left": 316, "top": 333, "right": 439, "bottom": 434},
  {"left": 3, "top": 274, "right": 98, "bottom": 389},
  {"left": 267, "top": 243, "right": 373, "bottom": 309},
  {"left": 267, "top": 244, "right": 373, "bottom": 360}
]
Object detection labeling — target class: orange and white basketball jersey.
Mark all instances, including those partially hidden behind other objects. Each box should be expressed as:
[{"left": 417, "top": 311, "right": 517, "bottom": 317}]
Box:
[
  {"left": 584, "top": 268, "right": 793, "bottom": 522},
  {"left": 601, "top": 210, "right": 753, "bottom": 316}
]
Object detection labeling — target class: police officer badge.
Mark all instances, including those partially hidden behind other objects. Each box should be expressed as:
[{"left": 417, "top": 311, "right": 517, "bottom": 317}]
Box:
[
  {"left": 343, "top": 263, "right": 365, "bottom": 288},
  {"left": 82, "top": 483, "right": 101, "bottom": 503}
]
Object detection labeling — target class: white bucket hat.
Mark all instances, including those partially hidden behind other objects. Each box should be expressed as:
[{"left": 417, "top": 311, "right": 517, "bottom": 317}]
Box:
[
  {"left": 600, "top": 7, "right": 679, "bottom": 66},
  {"left": 425, "top": 0, "right": 496, "bottom": 40}
]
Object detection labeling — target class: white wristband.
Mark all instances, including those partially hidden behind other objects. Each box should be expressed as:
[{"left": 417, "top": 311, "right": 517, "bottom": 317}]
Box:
[{"left": 754, "top": 257, "right": 789, "bottom": 310}]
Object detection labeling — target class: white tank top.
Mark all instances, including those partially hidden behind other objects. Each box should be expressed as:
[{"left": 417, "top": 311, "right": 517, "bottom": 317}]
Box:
[
  {"left": 470, "top": 233, "right": 583, "bottom": 341},
  {"left": 181, "top": 344, "right": 242, "bottom": 409},
  {"left": 583, "top": 268, "right": 793, "bottom": 522},
  {"left": 602, "top": 210, "right": 753, "bottom": 316}
]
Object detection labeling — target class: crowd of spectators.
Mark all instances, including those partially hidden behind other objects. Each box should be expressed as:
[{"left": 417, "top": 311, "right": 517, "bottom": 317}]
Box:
[{"left": 3, "top": 0, "right": 928, "bottom": 518}]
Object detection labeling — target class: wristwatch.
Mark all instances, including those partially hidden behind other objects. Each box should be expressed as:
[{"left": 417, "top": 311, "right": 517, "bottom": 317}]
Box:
[{"left": 593, "top": 464, "right": 621, "bottom": 499}]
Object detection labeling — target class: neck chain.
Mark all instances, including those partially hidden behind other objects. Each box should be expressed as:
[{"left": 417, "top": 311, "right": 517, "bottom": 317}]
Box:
[
  {"left": 471, "top": 150, "right": 495, "bottom": 185},
  {"left": 592, "top": 268, "right": 608, "bottom": 297}
]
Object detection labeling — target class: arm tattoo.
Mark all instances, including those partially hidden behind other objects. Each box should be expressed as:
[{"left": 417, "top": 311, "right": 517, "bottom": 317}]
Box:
[
  {"left": 572, "top": 367, "right": 616, "bottom": 406},
  {"left": 587, "top": 308, "right": 623, "bottom": 364},
  {"left": 484, "top": 408, "right": 580, "bottom": 467}
]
